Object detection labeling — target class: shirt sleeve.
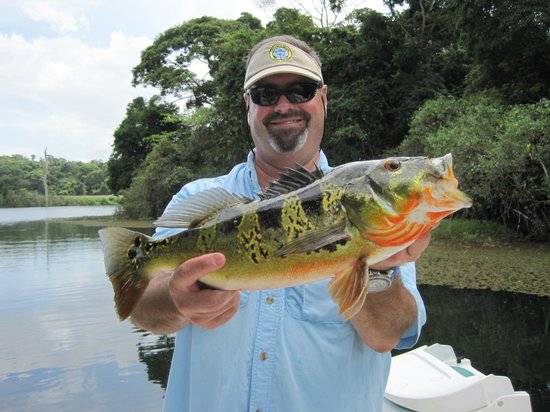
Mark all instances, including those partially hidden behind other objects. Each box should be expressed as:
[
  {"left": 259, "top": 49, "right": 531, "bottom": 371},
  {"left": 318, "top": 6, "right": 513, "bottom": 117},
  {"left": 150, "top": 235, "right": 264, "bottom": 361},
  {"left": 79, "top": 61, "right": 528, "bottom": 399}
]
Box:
[{"left": 394, "top": 261, "right": 426, "bottom": 350}]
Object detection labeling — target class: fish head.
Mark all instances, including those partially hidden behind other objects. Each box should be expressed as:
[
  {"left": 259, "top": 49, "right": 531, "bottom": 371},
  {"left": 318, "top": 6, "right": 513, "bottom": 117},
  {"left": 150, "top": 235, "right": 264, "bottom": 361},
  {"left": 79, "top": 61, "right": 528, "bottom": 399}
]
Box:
[{"left": 342, "top": 154, "right": 472, "bottom": 246}]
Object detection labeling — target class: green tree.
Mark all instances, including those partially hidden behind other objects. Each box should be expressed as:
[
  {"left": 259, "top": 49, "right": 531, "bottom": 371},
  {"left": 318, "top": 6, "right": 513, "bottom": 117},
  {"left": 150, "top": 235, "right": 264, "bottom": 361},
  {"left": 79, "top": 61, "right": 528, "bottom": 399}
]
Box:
[
  {"left": 320, "top": 6, "right": 458, "bottom": 162},
  {"left": 448, "top": 0, "right": 550, "bottom": 104},
  {"left": 0, "top": 155, "right": 111, "bottom": 207},
  {"left": 0, "top": 155, "right": 42, "bottom": 206},
  {"left": 120, "top": 107, "right": 234, "bottom": 218},
  {"left": 132, "top": 16, "right": 258, "bottom": 106},
  {"left": 107, "top": 96, "right": 180, "bottom": 193}
]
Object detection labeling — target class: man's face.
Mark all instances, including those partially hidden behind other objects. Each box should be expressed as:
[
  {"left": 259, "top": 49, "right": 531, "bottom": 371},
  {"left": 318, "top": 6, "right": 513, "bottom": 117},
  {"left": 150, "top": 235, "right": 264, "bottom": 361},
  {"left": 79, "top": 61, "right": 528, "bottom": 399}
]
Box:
[{"left": 244, "top": 73, "right": 327, "bottom": 161}]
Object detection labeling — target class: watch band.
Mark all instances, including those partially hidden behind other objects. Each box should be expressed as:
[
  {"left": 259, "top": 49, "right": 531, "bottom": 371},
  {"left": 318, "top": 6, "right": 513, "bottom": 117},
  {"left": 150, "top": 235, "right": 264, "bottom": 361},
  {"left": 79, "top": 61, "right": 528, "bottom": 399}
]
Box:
[{"left": 367, "top": 267, "right": 398, "bottom": 293}]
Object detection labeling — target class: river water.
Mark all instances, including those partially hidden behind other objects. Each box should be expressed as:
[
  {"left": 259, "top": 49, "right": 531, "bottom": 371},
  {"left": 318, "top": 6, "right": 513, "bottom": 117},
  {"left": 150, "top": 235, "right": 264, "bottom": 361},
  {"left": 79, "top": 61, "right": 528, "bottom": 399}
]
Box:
[{"left": 0, "top": 206, "right": 548, "bottom": 411}]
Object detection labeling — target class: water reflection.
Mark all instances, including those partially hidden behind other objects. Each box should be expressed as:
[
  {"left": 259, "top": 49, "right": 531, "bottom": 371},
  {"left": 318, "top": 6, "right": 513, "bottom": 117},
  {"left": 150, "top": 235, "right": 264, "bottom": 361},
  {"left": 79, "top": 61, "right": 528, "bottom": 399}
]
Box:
[
  {"left": 136, "top": 331, "right": 175, "bottom": 390},
  {"left": 0, "top": 215, "right": 164, "bottom": 412},
  {"left": 406, "top": 285, "right": 550, "bottom": 411}
]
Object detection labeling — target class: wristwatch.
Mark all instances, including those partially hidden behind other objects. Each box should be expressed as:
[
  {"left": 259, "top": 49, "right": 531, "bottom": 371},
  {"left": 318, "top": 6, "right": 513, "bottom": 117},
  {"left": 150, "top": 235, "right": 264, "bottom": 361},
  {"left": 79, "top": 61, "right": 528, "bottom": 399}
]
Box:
[{"left": 367, "top": 267, "right": 399, "bottom": 293}]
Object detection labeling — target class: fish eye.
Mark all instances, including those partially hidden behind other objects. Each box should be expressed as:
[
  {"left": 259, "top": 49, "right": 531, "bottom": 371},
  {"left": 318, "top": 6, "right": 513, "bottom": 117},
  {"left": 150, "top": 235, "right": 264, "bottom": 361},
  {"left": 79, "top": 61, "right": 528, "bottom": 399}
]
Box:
[{"left": 384, "top": 159, "right": 401, "bottom": 171}]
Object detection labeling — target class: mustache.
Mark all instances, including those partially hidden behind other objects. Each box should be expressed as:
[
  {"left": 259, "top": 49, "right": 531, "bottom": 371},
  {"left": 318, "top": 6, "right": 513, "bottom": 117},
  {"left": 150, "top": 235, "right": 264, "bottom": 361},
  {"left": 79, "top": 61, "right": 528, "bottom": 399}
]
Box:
[{"left": 263, "top": 110, "right": 311, "bottom": 127}]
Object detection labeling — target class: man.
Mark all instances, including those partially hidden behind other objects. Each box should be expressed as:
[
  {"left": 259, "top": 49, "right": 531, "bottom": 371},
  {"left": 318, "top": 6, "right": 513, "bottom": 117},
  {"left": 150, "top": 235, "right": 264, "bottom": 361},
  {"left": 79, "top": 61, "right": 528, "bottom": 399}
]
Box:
[{"left": 131, "top": 35, "right": 429, "bottom": 412}]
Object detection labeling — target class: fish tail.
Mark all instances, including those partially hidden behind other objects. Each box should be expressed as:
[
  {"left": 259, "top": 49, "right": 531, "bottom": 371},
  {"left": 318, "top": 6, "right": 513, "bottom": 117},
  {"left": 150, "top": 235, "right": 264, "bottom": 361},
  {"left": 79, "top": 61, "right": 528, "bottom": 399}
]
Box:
[
  {"left": 98, "top": 227, "right": 152, "bottom": 320},
  {"left": 327, "top": 257, "right": 369, "bottom": 320}
]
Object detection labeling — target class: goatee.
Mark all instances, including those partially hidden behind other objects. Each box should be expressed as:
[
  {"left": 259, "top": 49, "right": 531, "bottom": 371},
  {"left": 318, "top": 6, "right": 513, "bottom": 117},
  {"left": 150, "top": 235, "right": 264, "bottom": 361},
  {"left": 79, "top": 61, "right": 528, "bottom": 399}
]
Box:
[{"left": 264, "top": 111, "right": 311, "bottom": 153}]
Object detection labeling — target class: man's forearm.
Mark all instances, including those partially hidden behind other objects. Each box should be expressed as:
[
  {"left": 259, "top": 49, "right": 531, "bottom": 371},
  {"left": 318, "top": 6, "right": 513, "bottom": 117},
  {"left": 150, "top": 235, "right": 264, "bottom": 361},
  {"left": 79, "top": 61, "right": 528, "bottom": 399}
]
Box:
[
  {"left": 351, "top": 276, "right": 417, "bottom": 353},
  {"left": 130, "top": 271, "right": 189, "bottom": 335}
]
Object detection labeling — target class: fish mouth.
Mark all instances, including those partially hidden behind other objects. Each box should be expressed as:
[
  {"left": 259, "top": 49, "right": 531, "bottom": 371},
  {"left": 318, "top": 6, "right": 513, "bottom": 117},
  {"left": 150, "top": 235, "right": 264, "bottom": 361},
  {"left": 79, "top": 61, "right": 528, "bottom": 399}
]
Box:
[
  {"left": 427, "top": 154, "right": 472, "bottom": 211},
  {"left": 430, "top": 184, "right": 472, "bottom": 211}
]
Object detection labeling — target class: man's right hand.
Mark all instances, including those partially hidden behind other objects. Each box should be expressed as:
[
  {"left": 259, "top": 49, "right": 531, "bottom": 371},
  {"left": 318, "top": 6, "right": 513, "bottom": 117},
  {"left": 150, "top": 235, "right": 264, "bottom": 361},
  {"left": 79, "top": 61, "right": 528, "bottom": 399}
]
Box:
[
  {"left": 168, "top": 253, "right": 241, "bottom": 330},
  {"left": 130, "top": 253, "right": 240, "bottom": 334}
]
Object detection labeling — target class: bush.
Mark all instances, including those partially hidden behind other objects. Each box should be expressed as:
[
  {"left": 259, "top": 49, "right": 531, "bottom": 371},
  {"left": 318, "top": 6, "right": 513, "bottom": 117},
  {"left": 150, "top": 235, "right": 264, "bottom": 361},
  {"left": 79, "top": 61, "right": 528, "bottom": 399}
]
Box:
[{"left": 398, "top": 95, "right": 550, "bottom": 240}]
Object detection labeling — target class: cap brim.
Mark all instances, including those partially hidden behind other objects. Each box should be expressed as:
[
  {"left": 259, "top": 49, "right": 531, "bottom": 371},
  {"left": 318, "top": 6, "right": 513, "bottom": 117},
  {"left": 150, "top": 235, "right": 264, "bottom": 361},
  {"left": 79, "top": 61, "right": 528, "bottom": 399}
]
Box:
[{"left": 244, "top": 66, "right": 323, "bottom": 89}]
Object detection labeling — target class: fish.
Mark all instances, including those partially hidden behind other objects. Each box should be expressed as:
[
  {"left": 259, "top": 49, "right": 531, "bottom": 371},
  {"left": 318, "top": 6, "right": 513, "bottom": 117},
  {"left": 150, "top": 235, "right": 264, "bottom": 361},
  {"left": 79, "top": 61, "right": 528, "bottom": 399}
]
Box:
[{"left": 99, "top": 154, "right": 471, "bottom": 321}]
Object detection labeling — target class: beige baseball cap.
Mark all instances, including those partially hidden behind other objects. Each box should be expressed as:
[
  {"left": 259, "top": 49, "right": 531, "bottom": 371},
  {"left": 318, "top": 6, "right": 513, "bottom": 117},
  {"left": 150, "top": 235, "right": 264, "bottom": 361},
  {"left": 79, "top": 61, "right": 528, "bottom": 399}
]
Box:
[{"left": 244, "top": 40, "right": 323, "bottom": 89}]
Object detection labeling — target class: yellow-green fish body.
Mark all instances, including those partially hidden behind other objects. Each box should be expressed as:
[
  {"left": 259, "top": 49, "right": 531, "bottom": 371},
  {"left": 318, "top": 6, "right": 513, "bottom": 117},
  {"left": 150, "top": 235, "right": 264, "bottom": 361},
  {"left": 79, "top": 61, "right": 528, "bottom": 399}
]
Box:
[{"left": 99, "top": 154, "right": 471, "bottom": 320}]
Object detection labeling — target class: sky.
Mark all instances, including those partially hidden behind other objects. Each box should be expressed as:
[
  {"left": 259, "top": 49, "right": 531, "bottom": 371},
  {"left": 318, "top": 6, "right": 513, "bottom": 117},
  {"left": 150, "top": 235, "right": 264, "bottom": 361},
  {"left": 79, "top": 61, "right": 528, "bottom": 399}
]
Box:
[{"left": 0, "top": 0, "right": 387, "bottom": 162}]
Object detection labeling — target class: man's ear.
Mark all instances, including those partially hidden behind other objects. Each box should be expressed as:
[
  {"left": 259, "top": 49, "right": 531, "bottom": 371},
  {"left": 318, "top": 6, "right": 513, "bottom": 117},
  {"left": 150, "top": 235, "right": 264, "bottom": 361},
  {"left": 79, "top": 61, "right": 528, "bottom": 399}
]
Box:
[
  {"left": 243, "top": 93, "right": 251, "bottom": 124},
  {"left": 320, "top": 85, "right": 328, "bottom": 117}
]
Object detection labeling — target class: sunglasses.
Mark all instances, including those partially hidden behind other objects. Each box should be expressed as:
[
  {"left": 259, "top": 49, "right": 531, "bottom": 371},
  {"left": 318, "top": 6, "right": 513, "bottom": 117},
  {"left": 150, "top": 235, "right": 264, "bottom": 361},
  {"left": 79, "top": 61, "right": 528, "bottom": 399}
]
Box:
[{"left": 248, "top": 82, "right": 321, "bottom": 106}]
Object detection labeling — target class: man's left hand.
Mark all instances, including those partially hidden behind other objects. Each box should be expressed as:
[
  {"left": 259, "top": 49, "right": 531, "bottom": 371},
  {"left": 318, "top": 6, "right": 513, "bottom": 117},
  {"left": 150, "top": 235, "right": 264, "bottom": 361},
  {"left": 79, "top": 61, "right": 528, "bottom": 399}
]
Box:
[{"left": 370, "top": 230, "right": 432, "bottom": 270}]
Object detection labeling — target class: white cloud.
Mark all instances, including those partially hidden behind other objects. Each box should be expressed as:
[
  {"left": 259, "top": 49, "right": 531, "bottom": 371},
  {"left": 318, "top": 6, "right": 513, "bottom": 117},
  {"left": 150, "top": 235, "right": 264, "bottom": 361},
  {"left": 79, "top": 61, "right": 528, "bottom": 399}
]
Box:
[
  {"left": 0, "top": 31, "right": 153, "bottom": 161},
  {"left": 20, "top": 0, "right": 87, "bottom": 33},
  {"left": 16, "top": 0, "right": 105, "bottom": 34}
]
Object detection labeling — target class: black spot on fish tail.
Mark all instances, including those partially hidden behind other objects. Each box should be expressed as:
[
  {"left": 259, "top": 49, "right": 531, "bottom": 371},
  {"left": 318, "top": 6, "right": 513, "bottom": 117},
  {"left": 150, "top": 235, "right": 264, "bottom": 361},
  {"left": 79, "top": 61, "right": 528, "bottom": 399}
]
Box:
[{"left": 127, "top": 246, "right": 141, "bottom": 259}]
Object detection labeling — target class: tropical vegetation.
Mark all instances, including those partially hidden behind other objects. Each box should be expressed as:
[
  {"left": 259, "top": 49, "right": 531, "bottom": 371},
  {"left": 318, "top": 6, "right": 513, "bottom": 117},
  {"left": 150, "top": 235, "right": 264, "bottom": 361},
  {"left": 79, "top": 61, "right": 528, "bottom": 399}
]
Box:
[{"left": 0, "top": 154, "right": 112, "bottom": 207}]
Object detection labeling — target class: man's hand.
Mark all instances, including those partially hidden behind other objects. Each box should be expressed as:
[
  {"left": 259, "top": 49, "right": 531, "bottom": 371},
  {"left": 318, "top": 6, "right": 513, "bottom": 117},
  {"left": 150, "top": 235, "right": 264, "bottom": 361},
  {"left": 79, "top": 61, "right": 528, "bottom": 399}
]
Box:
[
  {"left": 168, "top": 253, "right": 240, "bottom": 330},
  {"left": 130, "top": 253, "right": 240, "bottom": 334},
  {"left": 370, "top": 230, "right": 432, "bottom": 270}
]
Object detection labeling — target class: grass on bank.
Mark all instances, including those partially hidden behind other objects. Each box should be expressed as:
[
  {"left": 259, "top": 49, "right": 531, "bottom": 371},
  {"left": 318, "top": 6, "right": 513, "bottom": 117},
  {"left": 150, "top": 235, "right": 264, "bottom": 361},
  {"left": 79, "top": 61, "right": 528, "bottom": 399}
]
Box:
[
  {"left": 431, "top": 218, "right": 518, "bottom": 243},
  {"left": 420, "top": 218, "right": 550, "bottom": 297},
  {"left": 47, "top": 195, "right": 121, "bottom": 207}
]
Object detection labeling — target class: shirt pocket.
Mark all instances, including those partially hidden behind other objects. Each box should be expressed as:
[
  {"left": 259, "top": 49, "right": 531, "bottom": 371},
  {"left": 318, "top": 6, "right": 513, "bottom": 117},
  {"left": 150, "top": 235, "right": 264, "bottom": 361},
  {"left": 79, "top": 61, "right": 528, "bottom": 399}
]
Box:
[{"left": 285, "top": 279, "right": 347, "bottom": 324}]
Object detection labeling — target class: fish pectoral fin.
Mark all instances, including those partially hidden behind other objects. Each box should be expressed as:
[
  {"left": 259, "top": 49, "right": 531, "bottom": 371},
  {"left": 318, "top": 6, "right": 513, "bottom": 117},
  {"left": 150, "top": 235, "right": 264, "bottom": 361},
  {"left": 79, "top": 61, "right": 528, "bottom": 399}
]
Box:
[
  {"left": 327, "top": 257, "right": 369, "bottom": 320},
  {"left": 274, "top": 220, "right": 350, "bottom": 257},
  {"left": 154, "top": 187, "right": 253, "bottom": 228},
  {"left": 98, "top": 227, "right": 153, "bottom": 320}
]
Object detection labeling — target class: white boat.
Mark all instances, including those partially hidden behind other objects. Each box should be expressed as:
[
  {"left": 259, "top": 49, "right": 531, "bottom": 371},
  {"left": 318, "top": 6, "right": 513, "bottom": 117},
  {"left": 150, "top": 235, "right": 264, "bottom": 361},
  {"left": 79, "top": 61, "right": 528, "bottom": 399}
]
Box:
[{"left": 384, "top": 344, "right": 532, "bottom": 412}]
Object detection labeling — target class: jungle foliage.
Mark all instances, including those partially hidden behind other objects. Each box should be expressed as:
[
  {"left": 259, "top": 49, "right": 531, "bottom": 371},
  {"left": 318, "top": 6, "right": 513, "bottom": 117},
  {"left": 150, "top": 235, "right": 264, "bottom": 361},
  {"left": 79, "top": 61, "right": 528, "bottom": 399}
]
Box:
[
  {"left": 108, "top": 0, "right": 549, "bottom": 239},
  {"left": 0, "top": 154, "right": 110, "bottom": 207}
]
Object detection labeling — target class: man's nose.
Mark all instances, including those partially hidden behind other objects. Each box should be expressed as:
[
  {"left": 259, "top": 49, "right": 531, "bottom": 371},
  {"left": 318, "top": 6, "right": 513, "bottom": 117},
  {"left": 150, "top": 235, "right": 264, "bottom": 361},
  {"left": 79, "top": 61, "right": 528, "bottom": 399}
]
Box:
[{"left": 273, "top": 94, "right": 294, "bottom": 112}]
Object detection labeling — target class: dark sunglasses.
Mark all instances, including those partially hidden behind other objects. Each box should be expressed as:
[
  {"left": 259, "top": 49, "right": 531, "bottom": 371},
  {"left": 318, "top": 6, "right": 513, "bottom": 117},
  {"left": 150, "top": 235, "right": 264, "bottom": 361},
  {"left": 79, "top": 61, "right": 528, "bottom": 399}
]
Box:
[{"left": 248, "top": 82, "right": 321, "bottom": 106}]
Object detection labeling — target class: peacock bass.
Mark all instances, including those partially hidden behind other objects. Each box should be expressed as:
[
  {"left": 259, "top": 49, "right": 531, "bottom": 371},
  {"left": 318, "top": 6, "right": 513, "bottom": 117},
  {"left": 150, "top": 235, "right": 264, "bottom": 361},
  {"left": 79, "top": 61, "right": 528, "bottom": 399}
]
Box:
[{"left": 99, "top": 154, "right": 471, "bottom": 321}]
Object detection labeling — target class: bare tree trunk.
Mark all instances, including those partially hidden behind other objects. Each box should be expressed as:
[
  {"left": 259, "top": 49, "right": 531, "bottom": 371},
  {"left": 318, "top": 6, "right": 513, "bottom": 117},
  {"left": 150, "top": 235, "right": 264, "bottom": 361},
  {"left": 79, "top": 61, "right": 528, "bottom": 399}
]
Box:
[{"left": 42, "top": 148, "right": 49, "bottom": 207}]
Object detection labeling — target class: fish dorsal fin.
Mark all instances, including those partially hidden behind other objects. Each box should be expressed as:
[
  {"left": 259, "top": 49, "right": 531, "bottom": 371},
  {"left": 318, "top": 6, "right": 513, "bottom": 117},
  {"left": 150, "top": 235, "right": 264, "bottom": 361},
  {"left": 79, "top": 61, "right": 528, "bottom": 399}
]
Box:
[
  {"left": 153, "top": 187, "right": 253, "bottom": 229},
  {"left": 260, "top": 164, "right": 324, "bottom": 200},
  {"left": 274, "top": 219, "right": 350, "bottom": 257}
]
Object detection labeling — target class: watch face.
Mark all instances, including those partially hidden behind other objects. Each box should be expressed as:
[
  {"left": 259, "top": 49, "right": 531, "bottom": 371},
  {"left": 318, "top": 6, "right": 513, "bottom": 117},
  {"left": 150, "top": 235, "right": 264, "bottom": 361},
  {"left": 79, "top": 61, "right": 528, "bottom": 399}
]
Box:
[{"left": 368, "top": 277, "right": 391, "bottom": 293}]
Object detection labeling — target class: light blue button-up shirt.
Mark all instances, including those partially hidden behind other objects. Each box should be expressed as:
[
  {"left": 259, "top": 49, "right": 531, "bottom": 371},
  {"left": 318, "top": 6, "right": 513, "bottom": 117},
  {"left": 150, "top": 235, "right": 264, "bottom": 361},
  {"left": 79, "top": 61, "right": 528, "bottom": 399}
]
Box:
[{"left": 157, "top": 151, "right": 426, "bottom": 412}]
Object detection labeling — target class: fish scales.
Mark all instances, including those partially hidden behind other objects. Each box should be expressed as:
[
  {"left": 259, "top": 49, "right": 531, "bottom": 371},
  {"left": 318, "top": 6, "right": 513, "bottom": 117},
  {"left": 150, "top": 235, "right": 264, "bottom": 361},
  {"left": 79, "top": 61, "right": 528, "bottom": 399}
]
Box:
[{"left": 99, "top": 154, "right": 472, "bottom": 321}]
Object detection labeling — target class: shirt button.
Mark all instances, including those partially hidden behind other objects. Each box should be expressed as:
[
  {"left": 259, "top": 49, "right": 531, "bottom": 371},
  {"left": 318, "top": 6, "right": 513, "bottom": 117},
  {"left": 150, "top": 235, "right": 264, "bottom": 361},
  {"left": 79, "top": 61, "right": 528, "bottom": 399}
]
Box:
[
  {"left": 259, "top": 352, "right": 268, "bottom": 361},
  {"left": 265, "top": 296, "right": 274, "bottom": 304}
]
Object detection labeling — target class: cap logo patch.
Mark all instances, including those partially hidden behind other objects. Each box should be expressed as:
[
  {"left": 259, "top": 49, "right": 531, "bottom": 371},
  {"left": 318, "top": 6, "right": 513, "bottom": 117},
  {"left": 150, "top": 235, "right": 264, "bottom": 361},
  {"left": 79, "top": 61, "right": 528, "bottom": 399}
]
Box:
[{"left": 269, "top": 44, "right": 292, "bottom": 62}]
